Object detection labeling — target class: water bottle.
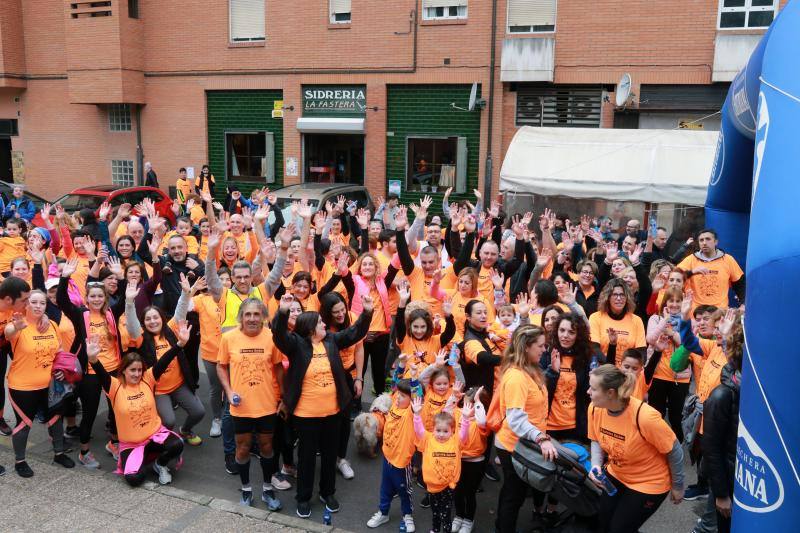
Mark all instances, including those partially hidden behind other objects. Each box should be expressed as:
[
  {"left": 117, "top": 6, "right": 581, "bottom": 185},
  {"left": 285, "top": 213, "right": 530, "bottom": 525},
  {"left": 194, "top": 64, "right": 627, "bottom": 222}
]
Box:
[
  {"left": 322, "top": 508, "right": 332, "bottom": 525},
  {"left": 649, "top": 214, "right": 658, "bottom": 238},
  {"left": 448, "top": 344, "right": 459, "bottom": 366},
  {"left": 399, "top": 521, "right": 407, "bottom": 533},
  {"left": 231, "top": 393, "right": 241, "bottom": 407},
  {"left": 589, "top": 355, "right": 599, "bottom": 371},
  {"left": 592, "top": 466, "right": 617, "bottom": 496}
]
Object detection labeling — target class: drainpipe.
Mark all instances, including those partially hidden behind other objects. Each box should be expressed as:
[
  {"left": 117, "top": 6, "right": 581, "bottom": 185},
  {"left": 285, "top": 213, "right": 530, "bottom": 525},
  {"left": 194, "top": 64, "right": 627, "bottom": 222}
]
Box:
[
  {"left": 483, "top": 0, "right": 498, "bottom": 201},
  {"left": 135, "top": 104, "right": 144, "bottom": 186}
]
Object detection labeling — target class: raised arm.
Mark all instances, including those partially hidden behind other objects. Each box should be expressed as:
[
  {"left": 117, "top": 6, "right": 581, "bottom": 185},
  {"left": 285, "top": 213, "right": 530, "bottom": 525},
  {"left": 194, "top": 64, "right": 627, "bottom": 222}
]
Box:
[
  {"left": 124, "top": 284, "right": 143, "bottom": 340},
  {"left": 262, "top": 223, "right": 295, "bottom": 299},
  {"left": 153, "top": 322, "right": 191, "bottom": 381},
  {"left": 332, "top": 294, "right": 374, "bottom": 350},
  {"left": 203, "top": 227, "right": 224, "bottom": 302}
]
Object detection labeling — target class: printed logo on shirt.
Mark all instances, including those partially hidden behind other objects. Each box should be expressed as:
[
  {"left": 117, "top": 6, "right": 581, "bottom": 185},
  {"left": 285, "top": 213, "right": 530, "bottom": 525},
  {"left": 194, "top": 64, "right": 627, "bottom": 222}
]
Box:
[{"left": 599, "top": 427, "right": 626, "bottom": 440}]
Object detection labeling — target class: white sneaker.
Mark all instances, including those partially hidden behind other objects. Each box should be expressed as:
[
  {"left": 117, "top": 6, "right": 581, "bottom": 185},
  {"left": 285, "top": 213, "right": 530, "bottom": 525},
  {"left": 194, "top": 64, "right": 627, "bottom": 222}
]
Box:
[
  {"left": 403, "top": 514, "right": 416, "bottom": 532},
  {"left": 209, "top": 418, "right": 222, "bottom": 438},
  {"left": 367, "top": 511, "right": 390, "bottom": 528},
  {"left": 451, "top": 516, "right": 463, "bottom": 533},
  {"left": 458, "top": 519, "right": 474, "bottom": 533},
  {"left": 337, "top": 458, "right": 355, "bottom": 480},
  {"left": 153, "top": 463, "right": 172, "bottom": 485}
]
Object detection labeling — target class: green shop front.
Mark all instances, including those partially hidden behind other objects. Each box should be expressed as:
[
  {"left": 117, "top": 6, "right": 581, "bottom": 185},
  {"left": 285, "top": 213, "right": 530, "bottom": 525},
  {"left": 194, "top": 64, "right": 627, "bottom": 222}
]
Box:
[{"left": 386, "top": 84, "right": 481, "bottom": 207}]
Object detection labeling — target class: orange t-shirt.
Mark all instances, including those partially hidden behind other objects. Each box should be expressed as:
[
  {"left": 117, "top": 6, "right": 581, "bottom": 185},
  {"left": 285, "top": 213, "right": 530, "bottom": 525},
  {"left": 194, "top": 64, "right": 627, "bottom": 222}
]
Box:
[
  {"left": 630, "top": 371, "right": 650, "bottom": 401},
  {"left": 368, "top": 287, "right": 388, "bottom": 333},
  {"left": 464, "top": 336, "right": 504, "bottom": 390},
  {"left": 294, "top": 342, "right": 339, "bottom": 418},
  {"left": 588, "top": 398, "right": 677, "bottom": 494},
  {"left": 217, "top": 328, "right": 282, "bottom": 418},
  {"left": 449, "top": 291, "right": 494, "bottom": 341},
  {"left": 677, "top": 253, "right": 744, "bottom": 309},
  {"left": 589, "top": 312, "right": 646, "bottom": 365},
  {"left": 694, "top": 338, "right": 728, "bottom": 434},
  {"left": 547, "top": 355, "right": 577, "bottom": 431},
  {"left": 455, "top": 409, "right": 489, "bottom": 459},
  {"left": 476, "top": 266, "right": 495, "bottom": 308},
  {"left": 129, "top": 320, "right": 183, "bottom": 395},
  {"left": 57, "top": 316, "right": 76, "bottom": 353},
  {"left": 87, "top": 311, "right": 120, "bottom": 373},
  {"left": 109, "top": 370, "right": 162, "bottom": 444},
  {"left": 175, "top": 178, "right": 193, "bottom": 203},
  {"left": 0, "top": 236, "right": 26, "bottom": 273},
  {"left": 496, "top": 367, "right": 549, "bottom": 451},
  {"left": 9, "top": 320, "right": 60, "bottom": 391},
  {"left": 421, "top": 387, "right": 450, "bottom": 432},
  {"left": 407, "top": 268, "right": 443, "bottom": 317},
  {"left": 192, "top": 293, "right": 222, "bottom": 362},
  {"left": 382, "top": 401, "right": 416, "bottom": 468},
  {"left": 338, "top": 312, "right": 362, "bottom": 378},
  {"left": 399, "top": 333, "right": 441, "bottom": 367},
  {"left": 652, "top": 343, "right": 689, "bottom": 383},
  {"left": 419, "top": 432, "right": 462, "bottom": 493}
]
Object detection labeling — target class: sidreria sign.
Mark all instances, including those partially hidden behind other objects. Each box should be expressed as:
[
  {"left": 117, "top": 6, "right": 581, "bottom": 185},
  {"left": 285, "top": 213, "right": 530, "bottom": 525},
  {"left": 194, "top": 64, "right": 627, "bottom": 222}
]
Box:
[{"left": 302, "top": 86, "right": 367, "bottom": 117}]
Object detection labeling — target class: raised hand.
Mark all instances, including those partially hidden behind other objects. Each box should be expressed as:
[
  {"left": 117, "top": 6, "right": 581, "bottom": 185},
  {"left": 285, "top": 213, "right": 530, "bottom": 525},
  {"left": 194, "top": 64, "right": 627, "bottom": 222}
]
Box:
[
  {"left": 207, "top": 227, "right": 222, "bottom": 251},
  {"left": 516, "top": 292, "right": 531, "bottom": 316},
  {"left": 297, "top": 198, "right": 313, "bottom": 220},
  {"left": 355, "top": 208, "right": 369, "bottom": 229},
  {"left": 536, "top": 250, "right": 552, "bottom": 268},
  {"left": 604, "top": 241, "right": 619, "bottom": 262},
  {"left": 192, "top": 276, "right": 208, "bottom": 295},
  {"left": 681, "top": 290, "right": 694, "bottom": 320},
  {"left": 461, "top": 398, "right": 475, "bottom": 420},
  {"left": 394, "top": 205, "right": 408, "bottom": 231},
  {"left": 434, "top": 348, "right": 447, "bottom": 367},
  {"left": 361, "top": 294, "right": 375, "bottom": 313},
  {"left": 11, "top": 312, "right": 26, "bottom": 332},
  {"left": 607, "top": 328, "right": 618, "bottom": 345},
  {"left": 279, "top": 293, "right": 295, "bottom": 313},
  {"left": 86, "top": 334, "right": 102, "bottom": 363},
  {"left": 61, "top": 257, "right": 79, "bottom": 278},
  {"left": 125, "top": 283, "right": 140, "bottom": 301},
  {"left": 185, "top": 198, "right": 195, "bottom": 213},
  {"left": 254, "top": 203, "right": 270, "bottom": 222},
  {"left": 473, "top": 188, "right": 482, "bottom": 201},
  {"left": 397, "top": 279, "right": 411, "bottom": 304},
  {"left": 179, "top": 272, "right": 192, "bottom": 294},
  {"left": 463, "top": 214, "right": 477, "bottom": 233},
  {"left": 411, "top": 395, "right": 423, "bottom": 414},
  {"left": 98, "top": 201, "right": 111, "bottom": 221},
  {"left": 41, "top": 202, "right": 53, "bottom": 221},
  {"left": 550, "top": 348, "right": 562, "bottom": 372},
  {"left": 442, "top": 296, "right": 453, "bottom": 317},
  {"left": 488, "top": 200, "right": 500, "bottom": 219},
  {"left": 560, "top": 283, "right": 578, "bottom": 306},
  {"left": 491, "top": 269, "right": 505, "bottom": 291},
  {"left": 539, "top": 208, "right": 553, "bottom": 231},
  {"left": 718, "top": 308, "right": 737, "bottom": 337},
  {"left": 278, "top": 222, "right": 297, "bottom": 247},
  {"left": 630, "top": 242, "right": 645, "bottom": 264},
  {"left": 241, "top": 207, "right": 254, "bottom": 229},
  {"left": 176, "top": 320, "right": 192, "bottom": 347},
  {"left": 107, "top": 255, "right": 123, "bottom": 278},
  {"left": 336, "top": 252, "right": 350, "bottom": 276}
]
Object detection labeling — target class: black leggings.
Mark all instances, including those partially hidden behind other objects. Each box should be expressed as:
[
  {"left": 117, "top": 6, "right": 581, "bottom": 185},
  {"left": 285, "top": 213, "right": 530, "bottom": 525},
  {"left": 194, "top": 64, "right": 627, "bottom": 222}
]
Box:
[
  {"left": 9, "top": 388, "right": 65, "bottom": 461},
  {"left": 647, "top": 379, "right": 690, "bottom": 443},
  {"left": 120, "top": 434, "right": 184, "bottom": 487},
  {"left": 454, "top": 459, "right": 484, "bottom": 520},
  {"left": 77, "top": 373, "right": 116, "bottom": 446},
  {"left": 269, "top": 414, "right": 295, "bottom": 476},
  {"left": 430, "top": 487, "right": 454, "bottom": 533},
  {"left": 597, "top": 471, "right": 668, "bottom": 533},
  {"left": 363, "top": 333, "right": 390, "bottom": 393},
  {"left": 338, "top": 409, "right": 351, "bottom": 459},
  {"left": 496, "top": 448, "right": 544, "bottom": 533}
]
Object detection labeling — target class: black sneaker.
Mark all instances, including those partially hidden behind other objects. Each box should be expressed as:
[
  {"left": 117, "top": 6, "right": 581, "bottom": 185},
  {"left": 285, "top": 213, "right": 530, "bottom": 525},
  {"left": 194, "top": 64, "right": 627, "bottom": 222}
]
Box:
[
  {"left": 484, "top": 463, "right": 501, "bottom": 482},
  {"left": 64, "top": 425, "right": 80, "bottom": 439},
  {"left": 0, "top": 465, "right": 5, "bottom": 476},
  {"left": 53, "top": 454, "right": 75, "bottom": 469},
  {"left": 15, "top": 461, "right": 33, "bottom": 478},
  {"left": 296, "top": 500, "right": 312, "bottom": 519},
  {"left": 420, "top": 493, "right": 431, "bottom": 508},
  {"left": 225, "top": 454, "right": 239, "bottom": 475},
  {"left": 319, "top": 494, "right": 340, "bottom": 513},
  {"left": 684, "top": 484, "right": 709, "bottom": 500},
  {"left": 0, "top": 418, "right": 12, "bottom": 436}
]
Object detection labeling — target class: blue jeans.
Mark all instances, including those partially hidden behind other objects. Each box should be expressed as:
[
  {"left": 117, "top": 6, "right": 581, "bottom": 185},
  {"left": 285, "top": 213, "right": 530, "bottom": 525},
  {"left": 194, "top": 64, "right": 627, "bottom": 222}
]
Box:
[
  {"left": 221, "top": 400, "right": 236, "bottom": 455},
  {"left": 379, "top": 457, "right": 413, "bottom": 516}
]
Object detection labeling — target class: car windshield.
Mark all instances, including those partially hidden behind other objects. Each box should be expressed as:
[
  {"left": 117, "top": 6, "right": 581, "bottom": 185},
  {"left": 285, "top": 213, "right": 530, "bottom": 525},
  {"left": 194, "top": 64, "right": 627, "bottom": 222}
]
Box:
[
  {"left": 54, "top": 194, "right": 105, "bottom": 213},
  {"left": 268, "top": 197, "right": 320, "bottom": 225}
]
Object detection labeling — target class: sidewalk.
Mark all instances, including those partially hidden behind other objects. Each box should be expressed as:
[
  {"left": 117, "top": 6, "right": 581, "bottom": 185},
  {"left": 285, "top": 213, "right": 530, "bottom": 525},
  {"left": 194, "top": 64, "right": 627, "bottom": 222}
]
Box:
[{"left": 0, "top": 442, "right": 344, "bottom": 532}]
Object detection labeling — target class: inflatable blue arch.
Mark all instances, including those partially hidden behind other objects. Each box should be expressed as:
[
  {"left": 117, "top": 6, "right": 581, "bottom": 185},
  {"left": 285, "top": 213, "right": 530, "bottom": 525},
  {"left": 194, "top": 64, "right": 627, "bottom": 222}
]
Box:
[{"left": 708, "top": 1, "right": 800, "bottom": 529}]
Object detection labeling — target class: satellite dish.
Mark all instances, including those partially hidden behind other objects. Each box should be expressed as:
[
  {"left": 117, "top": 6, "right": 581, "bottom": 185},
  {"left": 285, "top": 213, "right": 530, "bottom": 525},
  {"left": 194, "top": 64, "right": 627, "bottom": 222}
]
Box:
[
  {"left": 468, "top": 82, "right": 478, "bottom": 111},
  {"left": 615, "top": 73, "right": 633, "bottom": 108}
]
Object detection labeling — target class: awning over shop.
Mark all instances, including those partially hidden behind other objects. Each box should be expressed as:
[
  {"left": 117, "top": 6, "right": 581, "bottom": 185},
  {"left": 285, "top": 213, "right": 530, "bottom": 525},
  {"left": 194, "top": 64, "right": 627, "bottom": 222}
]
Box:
[
  {"left": 296, "top": 117, "right": 365, "bottom": 134},
  {"left": 499, "top": 126, "right": 719, "bottom": 206}
]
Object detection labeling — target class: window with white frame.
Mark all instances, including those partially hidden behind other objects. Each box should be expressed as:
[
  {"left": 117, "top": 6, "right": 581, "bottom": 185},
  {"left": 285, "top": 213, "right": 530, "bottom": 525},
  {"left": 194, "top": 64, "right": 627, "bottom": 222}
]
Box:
[
  {"left": 330, "top": 0, "right": 351, "bottom": 23},
  {"left": 718, "top": 0, "right": 778, "bottom": 29},
  {"left": 108, "top": 104, "right": 131, "bottom": 131},
  {"left": 507, "top": 0, "right": 557, "bottom": 33},
  {"left": 229, "top": 0, "right": 265, "bottom": 42},
  {"left": 422, "top": 0, "right": 467, "bottom": 20},
  {"left": 111, "top": 160, "right": 135, "bottom": 187}
]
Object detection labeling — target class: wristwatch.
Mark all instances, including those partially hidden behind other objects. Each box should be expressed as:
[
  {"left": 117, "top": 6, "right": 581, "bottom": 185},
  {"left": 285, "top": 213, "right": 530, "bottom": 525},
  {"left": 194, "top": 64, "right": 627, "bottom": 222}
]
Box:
[{"left": 535, "top": 433, "right": 551, "bottom": 444}]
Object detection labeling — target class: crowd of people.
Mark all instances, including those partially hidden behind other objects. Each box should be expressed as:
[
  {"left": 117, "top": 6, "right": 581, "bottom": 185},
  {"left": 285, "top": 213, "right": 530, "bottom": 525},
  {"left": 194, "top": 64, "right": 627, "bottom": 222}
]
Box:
[{"left": 0, "top": 174, "right": 747, "bottom": 533}]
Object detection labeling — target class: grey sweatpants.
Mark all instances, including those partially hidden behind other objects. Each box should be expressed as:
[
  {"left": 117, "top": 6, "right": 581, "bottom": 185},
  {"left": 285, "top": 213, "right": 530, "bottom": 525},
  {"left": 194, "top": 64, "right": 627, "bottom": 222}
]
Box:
[
  {"left": 202, "top": 359, "right": 223, "bottom": 420},
  {"left": 155, "top": 384, "right": 205, "bottom": 432}
]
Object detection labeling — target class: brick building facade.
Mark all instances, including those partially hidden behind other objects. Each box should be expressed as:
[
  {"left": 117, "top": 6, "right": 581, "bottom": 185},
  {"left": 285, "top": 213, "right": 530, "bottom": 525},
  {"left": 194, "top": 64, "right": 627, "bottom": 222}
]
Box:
[{"left": 0, "top": 0, "right": 784, "bottom": 207}]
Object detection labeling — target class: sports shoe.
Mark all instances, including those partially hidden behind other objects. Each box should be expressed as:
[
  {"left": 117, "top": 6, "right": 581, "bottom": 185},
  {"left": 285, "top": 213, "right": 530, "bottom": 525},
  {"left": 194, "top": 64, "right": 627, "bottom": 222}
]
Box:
[
  {"left": 403, "top": 514, "right": 416, "bottom": 532},
  {"left": 64, "top": 425, "right": 80, "bottom": 439},
  {"left": 367, "top": 511, "right": 390, "bottom": 528},
  {"left": 0, "top": 418, "right": 12, "bottom": 436},
  {"left": 225, "top": 454, "right": 239, "bottom": 475},
  {"left": 105, "top": 441, "right": 119, "bottom": 461},
  {"left": 153, "top": 463, "right": 172, "bottom": 485},
  {"left": 684, "top": 483, "right": 709, "bottom": 500},
  {"left": 209, "top": 418, "right": 222, "bottom": 438},
  {"left": 270, "top": 473, "right": 292, "bottom": 491},
  {"left": 78, "top": 451, "right": 100, "bottom": 469},
  {"left": 180, "top": 428, "right": 203, "bottom": 446},
  {"left": 451, "top": 516, "right": 464, "bottom": 533},
  {"left": 0, "top": 465, "right": 5, "bottom": 476},
  {"left": 337, "top": 458, "right": 355, "bottom": 480},
  {"left": 53, "top": 453, "right": 75, "bottom": 469},
  {"left": 240, "top": 488, "right": 253, "bottom": 507},
  {"left": 320, "top": 494, "right": 340, "bottom": 513},
  {"left": 484, "top": 463, "right": 500, "bottom": 482},
  {"left": 262, "top": 488, "right": 282, "bottom": 511},
  {"left": 420, "top": 493, "right": 431, "bottom": 508},
  {"left": 281, "top": 464, "right": 296, "bottom": 478},
  {"left": 296, "top": 500, "right": 312, "bottom": 518},
  {"left": 458, "top": 519, "right": 474, "bottom": 533},
  {"left": 15, "top": 461, "right": 34, "bottom": 478}
]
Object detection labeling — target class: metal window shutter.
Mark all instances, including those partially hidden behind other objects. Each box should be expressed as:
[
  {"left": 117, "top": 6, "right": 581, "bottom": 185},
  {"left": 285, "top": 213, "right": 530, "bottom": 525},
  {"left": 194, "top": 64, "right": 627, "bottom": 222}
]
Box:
[
  {"left": 423, "top": 0, "right": 468, "bottom": 8},
  {"left": 230, "top": 0, "right": 265, "bottom": 40},
  {"left": 456, "top": 137, "right": 468, "bottom": 193},
  {"left": 330, "top": 0, "right": 351, "bottom": 14},
  {"left": 508, "top": 0, "right": 557, "bottom": 27},
  {"left": 265, "top": 132, "right": 275, "bottom": 184},
  {"left": 639, "top": 84, "right": 730, "bottom": 111},
  {"left": 516, "top": 85, "right": 603, "bottom": 128}
]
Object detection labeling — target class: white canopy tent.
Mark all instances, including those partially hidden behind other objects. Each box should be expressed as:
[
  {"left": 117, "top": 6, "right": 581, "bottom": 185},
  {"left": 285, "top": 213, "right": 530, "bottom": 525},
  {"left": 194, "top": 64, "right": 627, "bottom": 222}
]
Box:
[{"left": 499, "top": 126, "right": 720, "bottom": 206}]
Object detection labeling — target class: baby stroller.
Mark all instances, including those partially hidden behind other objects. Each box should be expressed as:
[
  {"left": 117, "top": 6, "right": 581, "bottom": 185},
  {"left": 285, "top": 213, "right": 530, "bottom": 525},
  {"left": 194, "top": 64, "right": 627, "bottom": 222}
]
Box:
[{"left": 512, "top": 437, "right": 602, "bottom": 519}]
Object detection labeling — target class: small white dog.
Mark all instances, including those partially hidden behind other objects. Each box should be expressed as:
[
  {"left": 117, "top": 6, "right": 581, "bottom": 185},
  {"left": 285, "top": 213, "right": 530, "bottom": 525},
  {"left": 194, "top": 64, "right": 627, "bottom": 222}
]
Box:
[{"left": 353, "top": 393, "right": 393, "bottom": 458}]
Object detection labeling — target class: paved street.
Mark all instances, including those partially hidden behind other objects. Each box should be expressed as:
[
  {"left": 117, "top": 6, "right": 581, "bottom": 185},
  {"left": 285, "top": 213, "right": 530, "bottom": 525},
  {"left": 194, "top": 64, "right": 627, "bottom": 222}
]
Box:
[{"left": 1, "top": 366, "right": 706, "bottom": 532}]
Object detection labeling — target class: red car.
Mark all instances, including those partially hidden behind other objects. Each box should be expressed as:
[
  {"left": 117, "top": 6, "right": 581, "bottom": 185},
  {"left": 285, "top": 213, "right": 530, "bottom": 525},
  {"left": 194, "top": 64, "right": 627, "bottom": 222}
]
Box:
[{"left": 32, "top": 185, "right": 176, "bottom": 227}]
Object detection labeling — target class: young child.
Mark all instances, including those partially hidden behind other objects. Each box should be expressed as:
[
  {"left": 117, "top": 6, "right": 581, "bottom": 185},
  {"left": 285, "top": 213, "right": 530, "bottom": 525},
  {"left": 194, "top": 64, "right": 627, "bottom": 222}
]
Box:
[
  {"left": 411, "top": 394, "right": 471, "bottom": 533},
  {"left": 0, "top": 219, "right": 27, "bottom": 275},
  {"left": 452, "top": 387, "right": 489, "bottom": 533},
  {"left": 395, "top": 280, "right": 456, "bottom": 367},
  {"left": 619, "top": 348, "right": 661, "bottom": 402},
  {"left": 366, "top": 379, "right": 417, "bottom": 532},
  {"left": 488, "top": 303, "right": 517, "bottom": 354}
]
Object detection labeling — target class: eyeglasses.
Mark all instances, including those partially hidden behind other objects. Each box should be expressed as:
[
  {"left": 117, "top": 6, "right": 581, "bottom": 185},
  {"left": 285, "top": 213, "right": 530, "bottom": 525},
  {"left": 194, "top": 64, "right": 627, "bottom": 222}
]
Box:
[
  {"left": 611, "top": 293, "right": 626, "bottom": 299},
  {"left": 87, "top": 281, "right": 105, "bottom": 288}
]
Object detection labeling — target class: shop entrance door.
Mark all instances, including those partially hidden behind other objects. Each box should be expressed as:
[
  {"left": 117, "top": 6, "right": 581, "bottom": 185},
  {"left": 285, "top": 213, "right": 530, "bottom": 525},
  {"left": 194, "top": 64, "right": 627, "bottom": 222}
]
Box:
[
  {"left": 304, "top": 134, "right": 364, "bottom": 184},
  {"left": 0, "top": 138, "right": 11, "bottom": 182}
]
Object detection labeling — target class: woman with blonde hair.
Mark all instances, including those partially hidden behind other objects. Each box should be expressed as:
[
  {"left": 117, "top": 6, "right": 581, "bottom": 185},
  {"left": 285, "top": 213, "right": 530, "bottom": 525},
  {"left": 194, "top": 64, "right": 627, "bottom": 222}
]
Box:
[
  {"left": 494, "top": 325, "right": 557, "bottom": 533},
  {"left": 587, "top": 364, "right": 684, "bottom": 533}
]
